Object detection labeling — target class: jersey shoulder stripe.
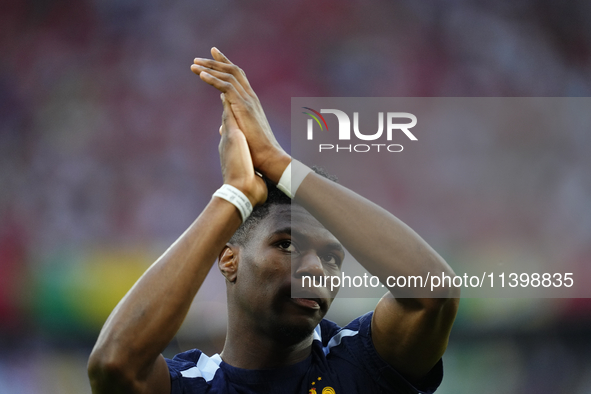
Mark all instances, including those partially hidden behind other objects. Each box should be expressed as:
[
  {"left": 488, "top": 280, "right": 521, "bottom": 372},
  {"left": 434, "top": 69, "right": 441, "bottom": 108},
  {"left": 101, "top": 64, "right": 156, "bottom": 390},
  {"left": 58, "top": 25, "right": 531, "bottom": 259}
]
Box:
[{"left": 178, "top": 352, "right": 222, "bottom": 382}]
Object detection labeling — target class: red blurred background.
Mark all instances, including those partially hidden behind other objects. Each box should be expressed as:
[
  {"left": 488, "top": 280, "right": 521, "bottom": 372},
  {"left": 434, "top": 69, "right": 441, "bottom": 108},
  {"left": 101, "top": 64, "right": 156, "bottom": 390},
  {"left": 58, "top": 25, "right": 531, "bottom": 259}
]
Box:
[{"left": 1, "top": 1, "right": 590, "bottom": 392}]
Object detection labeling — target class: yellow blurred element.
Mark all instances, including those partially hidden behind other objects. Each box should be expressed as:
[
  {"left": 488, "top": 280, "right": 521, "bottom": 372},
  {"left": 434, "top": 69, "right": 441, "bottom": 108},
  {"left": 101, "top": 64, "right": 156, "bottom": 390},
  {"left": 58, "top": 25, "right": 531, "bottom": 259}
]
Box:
[{"left": 70, "top": 247, "right": 155, "bottom": 328}]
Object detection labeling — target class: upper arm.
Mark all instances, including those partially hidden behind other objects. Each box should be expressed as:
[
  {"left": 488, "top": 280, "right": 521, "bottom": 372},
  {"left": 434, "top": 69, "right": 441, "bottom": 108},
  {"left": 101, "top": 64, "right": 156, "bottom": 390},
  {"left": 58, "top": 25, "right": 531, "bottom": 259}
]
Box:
[
  {"left": 371, "top": 293, "right": 459, "bottom": 383},
  {"left": 142, "top": 355, "right": 171, "bottom": 394},
  {"left": 88, "top": 354, "right": 171, "bottom": 394}
]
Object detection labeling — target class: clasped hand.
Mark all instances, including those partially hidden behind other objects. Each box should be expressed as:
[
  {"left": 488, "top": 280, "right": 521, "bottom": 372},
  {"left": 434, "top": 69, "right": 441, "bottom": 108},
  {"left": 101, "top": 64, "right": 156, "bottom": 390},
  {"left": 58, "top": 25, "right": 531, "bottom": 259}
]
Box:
[{"left": 191, "top": 47, "right": 292, "bottom": 207}]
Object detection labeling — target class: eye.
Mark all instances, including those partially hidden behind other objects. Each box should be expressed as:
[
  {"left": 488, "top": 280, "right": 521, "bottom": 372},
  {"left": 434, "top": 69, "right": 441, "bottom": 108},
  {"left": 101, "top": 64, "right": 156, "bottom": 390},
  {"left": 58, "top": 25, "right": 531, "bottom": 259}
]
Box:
[
  {"left": 277, "top": 240, "right": 297, "bottom": 253},
  {"left": 320, "top": 253, "right": 339, "bottom": 266}
]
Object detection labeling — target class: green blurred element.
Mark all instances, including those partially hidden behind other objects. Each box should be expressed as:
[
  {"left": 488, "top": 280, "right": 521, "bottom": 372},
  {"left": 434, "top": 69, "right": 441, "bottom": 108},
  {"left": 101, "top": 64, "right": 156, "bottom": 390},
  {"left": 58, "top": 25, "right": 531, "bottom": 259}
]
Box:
[
  {"left": 29, "top": 248, "right": 153, "bottom": 337},
  {"left": 30, "top": 250, "right": 84, "bottom": 336}
]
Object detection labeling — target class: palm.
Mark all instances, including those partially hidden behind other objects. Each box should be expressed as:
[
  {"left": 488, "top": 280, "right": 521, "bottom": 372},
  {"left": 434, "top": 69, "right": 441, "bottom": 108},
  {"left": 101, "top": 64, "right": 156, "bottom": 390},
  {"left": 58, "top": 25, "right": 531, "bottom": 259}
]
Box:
[{"left": 218, "top": 102, "right": 267, "bottom": 207}]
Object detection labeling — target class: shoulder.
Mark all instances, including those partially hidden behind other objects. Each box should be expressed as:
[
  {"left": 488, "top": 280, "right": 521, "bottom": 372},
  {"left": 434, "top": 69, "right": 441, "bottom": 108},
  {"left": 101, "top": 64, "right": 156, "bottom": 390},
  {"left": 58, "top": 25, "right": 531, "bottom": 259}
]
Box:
[
  {"left": 315, "top": 311, "right": 372, "bottom": 352},
  {"left": 166, "top": 349, "right": 224, "bottom": 393},
  {"left": 315, "top": 312, "right": 443, "bottom": 394}
]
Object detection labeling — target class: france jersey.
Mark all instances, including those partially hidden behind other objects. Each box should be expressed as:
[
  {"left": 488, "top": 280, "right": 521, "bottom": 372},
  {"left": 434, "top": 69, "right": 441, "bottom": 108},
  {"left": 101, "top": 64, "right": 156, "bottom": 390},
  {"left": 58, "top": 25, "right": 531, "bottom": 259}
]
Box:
[{"left": 166, "top": 311, "right": 443, "bottom": 393}]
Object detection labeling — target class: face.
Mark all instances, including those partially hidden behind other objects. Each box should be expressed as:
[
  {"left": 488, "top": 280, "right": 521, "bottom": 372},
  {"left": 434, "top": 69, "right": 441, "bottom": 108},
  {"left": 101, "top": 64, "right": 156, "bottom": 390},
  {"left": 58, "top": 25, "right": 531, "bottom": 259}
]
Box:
[{"left": 230, "top": 204, "right": 345, "bottom": 343}]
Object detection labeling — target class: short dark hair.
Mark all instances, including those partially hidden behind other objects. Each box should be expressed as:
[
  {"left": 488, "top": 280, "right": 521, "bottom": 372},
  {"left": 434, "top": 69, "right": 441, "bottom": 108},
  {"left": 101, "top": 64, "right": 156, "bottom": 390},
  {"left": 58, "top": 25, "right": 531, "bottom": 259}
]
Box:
[{"left": 229, "top": 166, "right": 337, "bottom": 246}]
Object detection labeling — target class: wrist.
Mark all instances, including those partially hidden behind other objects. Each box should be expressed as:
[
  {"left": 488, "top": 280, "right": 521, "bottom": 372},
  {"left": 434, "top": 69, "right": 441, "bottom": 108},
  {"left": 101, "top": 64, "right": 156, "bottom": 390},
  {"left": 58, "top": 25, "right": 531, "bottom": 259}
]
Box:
[
  {"left": 258, "top": 152, "right": 292, "bottom": 184},
  {"left": 222, "top": 180, "right": 256, "bottom": 207},
  {"left": 276, "top": 159, "right": 313, "bottom": 199},
  {"left": 213, "top": 184, "right": 253, "bottom": 222}
]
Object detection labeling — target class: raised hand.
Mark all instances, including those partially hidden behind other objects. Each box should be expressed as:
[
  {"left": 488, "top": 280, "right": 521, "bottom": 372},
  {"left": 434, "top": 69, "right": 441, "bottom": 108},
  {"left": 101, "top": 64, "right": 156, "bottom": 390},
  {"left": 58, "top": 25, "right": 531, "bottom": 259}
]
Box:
[
  {"left": 191, "top": 48, "right": 291, "bottom": 183},
  {"left": 218, "top": 94, "right": 267, "bottom": 207}
]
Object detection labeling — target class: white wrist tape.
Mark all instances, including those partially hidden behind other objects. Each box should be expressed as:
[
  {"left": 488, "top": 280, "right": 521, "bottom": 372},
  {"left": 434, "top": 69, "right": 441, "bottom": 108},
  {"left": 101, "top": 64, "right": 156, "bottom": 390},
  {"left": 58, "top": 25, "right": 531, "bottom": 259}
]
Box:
[
  {"left": 277, "top": 159, "right": 313, "bottom": 199},
  {"left": 213, "top": 184, "right": 253, "bottom": 222}
]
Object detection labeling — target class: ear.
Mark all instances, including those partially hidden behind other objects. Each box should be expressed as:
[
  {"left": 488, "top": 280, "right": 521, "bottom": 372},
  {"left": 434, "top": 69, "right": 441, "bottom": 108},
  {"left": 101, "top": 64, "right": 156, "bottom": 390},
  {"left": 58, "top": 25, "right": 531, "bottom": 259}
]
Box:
[{"left": 218, "top": 245, "right": 239, "bottom": 283}]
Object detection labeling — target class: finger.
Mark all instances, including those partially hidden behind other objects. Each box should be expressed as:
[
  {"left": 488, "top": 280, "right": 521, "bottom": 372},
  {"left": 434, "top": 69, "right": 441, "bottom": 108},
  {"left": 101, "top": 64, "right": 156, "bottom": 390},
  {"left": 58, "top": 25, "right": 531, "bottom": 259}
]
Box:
[
  {"left": 191, "top": 65, "right": 249, "bottom": 98},
  {"left": 211, "top": 47, "right": 232, "bottom": 64},
  {"left": 193, "top": 58, "right": 238, "bottom": 74},
  {"left": 210, "top": 48, "right": 251, "bottom": 92},
  {"left": 221, "top": 96, "right": 240, "bottom": 134},
  {"left": 219, "top": 92, "right": 226, "bottom": 136},
  {"left": 196, "top": 70, "right": 243, "bottom": 102},
  {"left": 218, "top": 95, "right": 225, "bottom": 136},
  {"left": 193, "top": 58, "right": 254, "bottom": 95}
]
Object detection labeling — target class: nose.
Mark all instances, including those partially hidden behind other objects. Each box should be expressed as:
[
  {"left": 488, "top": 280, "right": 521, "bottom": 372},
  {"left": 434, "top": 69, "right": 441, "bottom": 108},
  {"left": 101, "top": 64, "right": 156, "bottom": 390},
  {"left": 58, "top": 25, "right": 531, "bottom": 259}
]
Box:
[{"left": 293, "top": 251, "right": 325, "bottom": 279}]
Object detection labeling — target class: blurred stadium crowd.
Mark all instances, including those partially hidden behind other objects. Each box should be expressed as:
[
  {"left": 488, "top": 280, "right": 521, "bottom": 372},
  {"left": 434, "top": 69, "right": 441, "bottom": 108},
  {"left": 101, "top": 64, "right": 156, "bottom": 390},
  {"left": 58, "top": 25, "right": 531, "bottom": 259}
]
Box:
[{"left": 1, "top": 0, "right": 591, "bottom": 393}]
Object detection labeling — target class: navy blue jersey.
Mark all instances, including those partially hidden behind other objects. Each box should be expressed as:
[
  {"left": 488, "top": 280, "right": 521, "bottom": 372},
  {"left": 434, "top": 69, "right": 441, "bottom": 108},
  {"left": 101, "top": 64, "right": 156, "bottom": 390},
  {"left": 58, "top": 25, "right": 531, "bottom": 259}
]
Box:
[{"left": 166, "top": 311, "right": 443, "bottom": 393}]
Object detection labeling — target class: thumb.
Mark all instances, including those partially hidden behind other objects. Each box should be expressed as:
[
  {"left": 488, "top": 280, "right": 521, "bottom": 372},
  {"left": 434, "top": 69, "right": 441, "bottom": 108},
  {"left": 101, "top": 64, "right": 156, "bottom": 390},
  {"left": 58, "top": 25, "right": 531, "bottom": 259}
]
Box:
[{"left": 221, "top": 94, "right": 240, "bottom": 135}]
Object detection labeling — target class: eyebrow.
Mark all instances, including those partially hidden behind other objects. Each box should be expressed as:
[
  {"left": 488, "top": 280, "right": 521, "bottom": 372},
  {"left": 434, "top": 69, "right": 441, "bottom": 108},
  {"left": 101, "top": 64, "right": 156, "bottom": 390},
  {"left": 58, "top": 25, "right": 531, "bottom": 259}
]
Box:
[
  {"left": 267, "top": 226, "right": 346, "bottom": 255},
  {"left": 269, "top": 226, "right": 291, "bottom": 238}
]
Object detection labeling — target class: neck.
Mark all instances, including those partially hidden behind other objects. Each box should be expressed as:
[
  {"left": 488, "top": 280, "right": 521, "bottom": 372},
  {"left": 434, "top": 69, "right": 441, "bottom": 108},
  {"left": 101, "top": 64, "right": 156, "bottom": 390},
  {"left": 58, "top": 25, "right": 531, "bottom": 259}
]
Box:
[{"left": 220, "top": 307, "right": 314, "bottom": 369}]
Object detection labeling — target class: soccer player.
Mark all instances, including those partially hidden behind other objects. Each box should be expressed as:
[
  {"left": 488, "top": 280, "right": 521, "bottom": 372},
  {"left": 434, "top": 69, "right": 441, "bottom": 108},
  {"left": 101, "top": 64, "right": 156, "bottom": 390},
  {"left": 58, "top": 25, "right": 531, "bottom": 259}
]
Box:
[{"left": 88, "top": 48, "right": 459, "bottom": 394}]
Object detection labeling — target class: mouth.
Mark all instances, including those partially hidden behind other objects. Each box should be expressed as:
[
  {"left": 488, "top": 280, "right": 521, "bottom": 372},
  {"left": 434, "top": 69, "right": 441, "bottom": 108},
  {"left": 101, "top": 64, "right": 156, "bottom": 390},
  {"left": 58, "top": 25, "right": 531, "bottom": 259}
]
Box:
[
  {"left": 282, "top": 282, "right": 328, "bottom": 312},
  {"left": 291, "top": 297, "right": 321, "bottom": 310}
]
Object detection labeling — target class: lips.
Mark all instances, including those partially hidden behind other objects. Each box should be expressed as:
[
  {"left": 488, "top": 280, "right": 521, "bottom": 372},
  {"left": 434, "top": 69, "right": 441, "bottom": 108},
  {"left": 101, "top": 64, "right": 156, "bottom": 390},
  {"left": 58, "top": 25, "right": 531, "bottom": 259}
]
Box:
[
  {"left": 282, "top": 282, "right": 328, "bottom": 311},
  {"left": 292, "top": 298, "right": 321, "bottom": 310}
]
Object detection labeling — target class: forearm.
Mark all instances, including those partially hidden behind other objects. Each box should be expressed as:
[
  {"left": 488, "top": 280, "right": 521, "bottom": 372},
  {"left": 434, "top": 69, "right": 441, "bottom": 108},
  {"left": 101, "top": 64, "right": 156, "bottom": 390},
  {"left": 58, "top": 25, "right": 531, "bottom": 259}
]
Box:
[
  {"left": 191, "top": 48, "right": 458, "bottom": 380},
  {"left": 190, "top": 49, "right": 451, "bottom": 294},
  {"left": 89, "top": 198, "right": 241, "bottom": 384},
  {"left": 294, "top": 171, "right": 457, "bottom": 299}
]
